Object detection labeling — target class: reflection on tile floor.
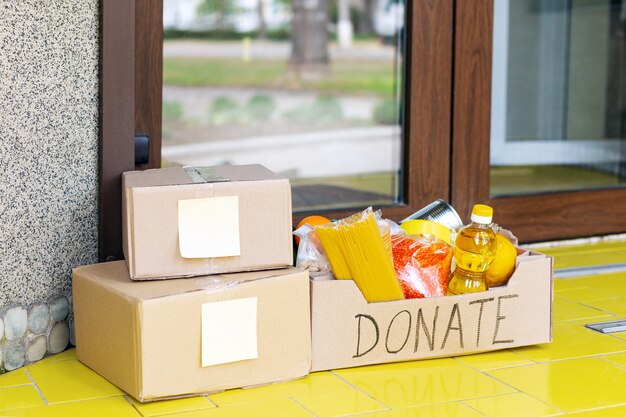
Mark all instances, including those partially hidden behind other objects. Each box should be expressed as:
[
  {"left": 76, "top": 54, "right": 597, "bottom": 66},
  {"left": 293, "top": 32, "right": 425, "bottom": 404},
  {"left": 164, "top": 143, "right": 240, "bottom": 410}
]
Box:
[
  {"left": 512, "top": 321, "right": 626, "bottom": 362},
  {"left": 487, "top": 357, "right": 626, "bottom": 412},
  {"left": 334, "top": 358, "right": 516, "bottom": 409},
  {"left": 2, "top": 241, "right": 626, "bottom": 416}
]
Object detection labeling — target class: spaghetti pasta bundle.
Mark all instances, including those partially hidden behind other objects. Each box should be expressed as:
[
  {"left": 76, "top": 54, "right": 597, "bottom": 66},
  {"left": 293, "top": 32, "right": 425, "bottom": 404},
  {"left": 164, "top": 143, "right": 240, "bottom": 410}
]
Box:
[{"left": 315, "top": 208, "right": 404, "bottom": 302}]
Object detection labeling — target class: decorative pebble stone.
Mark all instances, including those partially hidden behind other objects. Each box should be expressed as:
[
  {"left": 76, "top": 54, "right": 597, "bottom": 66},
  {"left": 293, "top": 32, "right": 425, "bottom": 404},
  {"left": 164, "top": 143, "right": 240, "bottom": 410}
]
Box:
[
  {"left": 3, "top": 342, "right": 26, "bottom": 371},
  {"left": 50, "top": 297, "right": 70, "bottom": 322},
  {"left": 48, "top": 321, "right": 70, "bottom": 354},
  {"left": 68, "top": 316, "right": 75, "bottom": 347},
  {"left": 26, "top": 336, "right": 47, "bottom": 363},
  {"left": 4, "top": 306, "right": 27, "bottom": 341},
  {"left": 28, "top": 304, "right": 50, "bottom": 335}
]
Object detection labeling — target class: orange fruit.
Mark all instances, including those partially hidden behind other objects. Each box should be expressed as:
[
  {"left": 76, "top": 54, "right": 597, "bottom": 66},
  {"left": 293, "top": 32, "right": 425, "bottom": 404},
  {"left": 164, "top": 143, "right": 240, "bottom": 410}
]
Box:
[
  {"left": 295, "top": 215, "right": 331, "bottom": 245},
  {"left": 486, "top": 234, "right": 517, "bottom": 287}
]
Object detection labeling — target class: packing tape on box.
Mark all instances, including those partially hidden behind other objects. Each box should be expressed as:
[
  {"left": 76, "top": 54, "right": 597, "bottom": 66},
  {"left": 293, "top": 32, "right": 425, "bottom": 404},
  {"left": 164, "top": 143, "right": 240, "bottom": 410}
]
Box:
[
  {"left": 179, "top": 167, "right": 242, "bottom": 263},
  {"left": 184, "top": 166, "right": 231, "bottom": 184}
]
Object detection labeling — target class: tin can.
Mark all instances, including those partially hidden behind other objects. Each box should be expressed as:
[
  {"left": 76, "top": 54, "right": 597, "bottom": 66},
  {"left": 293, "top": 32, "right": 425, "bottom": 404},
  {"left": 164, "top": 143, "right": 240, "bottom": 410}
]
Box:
[{"left": 401, "top": 199, "right": 463, "bottom": 231}]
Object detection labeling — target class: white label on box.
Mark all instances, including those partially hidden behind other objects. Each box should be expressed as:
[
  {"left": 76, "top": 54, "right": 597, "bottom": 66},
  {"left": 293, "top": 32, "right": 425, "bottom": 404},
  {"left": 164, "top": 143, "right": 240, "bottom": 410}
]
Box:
[
  {"left": 201, "top": 297, "right": 258, "bottom": 367},
  {"left": 178, "top": 196, "right": 241, "bottom": 259}
]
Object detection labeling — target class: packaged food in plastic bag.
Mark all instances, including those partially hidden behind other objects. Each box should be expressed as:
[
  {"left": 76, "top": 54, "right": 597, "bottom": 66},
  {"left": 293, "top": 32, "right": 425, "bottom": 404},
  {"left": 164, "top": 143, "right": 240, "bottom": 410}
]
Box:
[
  {"left": 293, "top": 224, "right": 331, "bottom": 273},
  {"left": 315, "top": 207, "right": 404, "bottom": 302},
  {"left": 391, "top": 234, "right": 453, "bottom": 298},
  {"left": 374, "top": 210, "right": 393, "bottom": 257}
]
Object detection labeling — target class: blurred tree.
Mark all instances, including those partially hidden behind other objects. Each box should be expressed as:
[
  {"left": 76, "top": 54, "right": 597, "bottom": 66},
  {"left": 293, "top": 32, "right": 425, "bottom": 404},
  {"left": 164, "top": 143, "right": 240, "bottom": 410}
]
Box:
[
  {"left": 360, "top": 0, "right": 375, "bottom": 34},
  {"left": 257, "top": 0, "right": 267, "bottom": 39},
  {"left": 337, "top": 0, "right": 353, "bottom": 47},
  {"left": 197, "top": 0, "right": 236, "bottom": 29},
  {"left": 290, "top": 0, "right": 330, "bottom": 71}
]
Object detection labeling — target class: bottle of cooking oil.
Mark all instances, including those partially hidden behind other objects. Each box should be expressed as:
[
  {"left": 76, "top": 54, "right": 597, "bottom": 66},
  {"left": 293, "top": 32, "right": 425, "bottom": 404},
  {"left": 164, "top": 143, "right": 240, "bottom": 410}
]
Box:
[{"left": 447, "top": 204, "right": 497, "bottom": 295}]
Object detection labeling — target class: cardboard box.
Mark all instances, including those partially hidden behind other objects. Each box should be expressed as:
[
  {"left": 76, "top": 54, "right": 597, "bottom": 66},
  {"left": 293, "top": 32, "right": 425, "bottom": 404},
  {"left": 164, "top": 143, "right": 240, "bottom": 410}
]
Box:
[
  {"left": 123, "top": 164, "right": 292, "bottom": 280},
  {"left": 310, "top": 251, "right": 552, "bottom": 371},
  {"left": 73, "top": 261, "right": 311, "bottom": 402}
]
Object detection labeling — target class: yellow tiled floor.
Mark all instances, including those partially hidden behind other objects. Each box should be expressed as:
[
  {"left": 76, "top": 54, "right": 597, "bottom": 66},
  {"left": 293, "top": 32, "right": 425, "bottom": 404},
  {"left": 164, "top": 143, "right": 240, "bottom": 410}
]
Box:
[
  {"left": 3, "top": 240, "right": 626, "bottom": 416},
  {"left": 538, "top": 239, "right": 626, "bottom": 269}
]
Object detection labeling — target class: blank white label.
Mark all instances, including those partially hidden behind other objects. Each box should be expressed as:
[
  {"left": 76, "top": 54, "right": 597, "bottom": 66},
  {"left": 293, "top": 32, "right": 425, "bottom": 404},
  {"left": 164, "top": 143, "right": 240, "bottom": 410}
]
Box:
[
  {"left": 201, "top": 298, "right": 258, "bottom": 367},
  {"left": 178, "top": 196, "right": 241, "bottom": 259}
]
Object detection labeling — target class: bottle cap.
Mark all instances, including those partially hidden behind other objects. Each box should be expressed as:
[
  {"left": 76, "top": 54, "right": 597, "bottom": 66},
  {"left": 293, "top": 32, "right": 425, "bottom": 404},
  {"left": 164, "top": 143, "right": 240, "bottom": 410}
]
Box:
[{"left": 471, "top": 204, "right": 493, "bottom": 224}]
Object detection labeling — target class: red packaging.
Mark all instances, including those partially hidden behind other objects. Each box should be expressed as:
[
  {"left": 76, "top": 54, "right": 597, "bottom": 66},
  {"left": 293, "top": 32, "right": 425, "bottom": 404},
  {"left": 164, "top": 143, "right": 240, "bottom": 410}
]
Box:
[{"left": 391, "top": 235, "right": 452, "bottom": 298}]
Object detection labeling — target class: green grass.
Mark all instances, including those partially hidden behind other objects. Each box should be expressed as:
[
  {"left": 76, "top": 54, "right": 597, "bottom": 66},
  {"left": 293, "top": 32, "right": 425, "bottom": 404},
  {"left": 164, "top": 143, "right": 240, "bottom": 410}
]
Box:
[
  {"left": 163, "top": 58, "right": 397, "bottom": 95},
  {"left": 162, "top": 100, "right": 183, "bottom": 122}
]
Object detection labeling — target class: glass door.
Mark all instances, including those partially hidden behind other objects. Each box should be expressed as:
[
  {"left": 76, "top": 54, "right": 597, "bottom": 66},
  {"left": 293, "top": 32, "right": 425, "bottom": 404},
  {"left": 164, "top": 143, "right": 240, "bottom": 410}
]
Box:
[
  {"left": 105, "top": 0, "right": 455, "bottom": 259},
  {"left": 160, "top": 0, "right": 406, "bottom": 213},
  {"left": 491, "top": 0, "right": 626, "bottom": 196},
  {"left": 453, "top": 0, "right": 626, "bottom": 242},
  {"left": 136, "top": 0, "right": 456, "bottom": 224},
  {"left": 127, "top": 0, "right": 626, "bottom": 242}
]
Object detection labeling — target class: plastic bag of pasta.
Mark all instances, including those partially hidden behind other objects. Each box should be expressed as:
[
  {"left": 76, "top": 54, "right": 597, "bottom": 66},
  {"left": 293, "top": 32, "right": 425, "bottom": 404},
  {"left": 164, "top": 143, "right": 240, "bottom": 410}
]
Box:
[{"left": 391, "top": 234, "right": 453, "bottom": 298}]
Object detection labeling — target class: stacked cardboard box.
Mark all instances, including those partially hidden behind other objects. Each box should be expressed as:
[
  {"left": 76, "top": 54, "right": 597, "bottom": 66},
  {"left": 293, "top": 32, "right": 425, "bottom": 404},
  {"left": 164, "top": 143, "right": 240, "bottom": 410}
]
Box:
[
  {"left": 73, "top": 163, "right": 553, "bottom": 402},
  {"left": 73, "top": 165, "right": 311, "bottom": 402}
]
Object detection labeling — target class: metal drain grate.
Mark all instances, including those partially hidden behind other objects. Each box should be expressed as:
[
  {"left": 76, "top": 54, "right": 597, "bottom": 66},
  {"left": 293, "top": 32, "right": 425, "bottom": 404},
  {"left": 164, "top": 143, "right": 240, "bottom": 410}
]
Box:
[{"left": 585, "top": 319, "right": 626, "bottom": 334}]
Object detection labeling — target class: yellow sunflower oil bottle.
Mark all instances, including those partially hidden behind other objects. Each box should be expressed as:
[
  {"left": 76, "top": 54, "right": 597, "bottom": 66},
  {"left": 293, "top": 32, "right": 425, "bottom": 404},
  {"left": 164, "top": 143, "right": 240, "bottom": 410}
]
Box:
[{"left": 447, "top": 204, "right": 497, "bottom": 295}]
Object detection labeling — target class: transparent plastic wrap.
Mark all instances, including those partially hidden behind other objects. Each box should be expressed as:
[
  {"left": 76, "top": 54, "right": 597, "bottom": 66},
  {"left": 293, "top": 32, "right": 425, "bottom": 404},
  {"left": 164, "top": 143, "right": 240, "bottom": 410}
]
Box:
[
  {"left": 293, "top": 224, "right": 332, "bottom": 273},
  {"left": 314, "top": 207, "right": 375, "bottom": 280},
  {"left": 315, "top": 207, "right": 404, "bottom": 302},
  {"left": 374, "top": 210, "right": 393, "bottom": 256},
  {"left": 296, "top": 208, "right": 394, "bottom": 278},
  {"left": 391, "top": 234, "right": 453, "bottom": 298}
]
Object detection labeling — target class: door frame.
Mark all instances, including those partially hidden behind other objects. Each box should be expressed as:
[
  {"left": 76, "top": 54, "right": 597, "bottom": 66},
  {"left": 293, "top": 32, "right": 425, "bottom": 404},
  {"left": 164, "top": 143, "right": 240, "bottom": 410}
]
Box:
[{"left": 99, "top": 0, "right": 135, "bottom": 262}]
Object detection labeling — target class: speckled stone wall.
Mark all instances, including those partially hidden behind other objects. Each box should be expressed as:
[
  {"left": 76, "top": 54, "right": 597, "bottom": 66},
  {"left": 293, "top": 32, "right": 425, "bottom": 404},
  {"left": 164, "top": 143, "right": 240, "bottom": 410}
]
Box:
[{"left": 0, "top": 1, "right": 99, "bottom": 367}]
